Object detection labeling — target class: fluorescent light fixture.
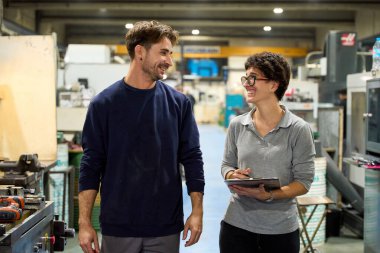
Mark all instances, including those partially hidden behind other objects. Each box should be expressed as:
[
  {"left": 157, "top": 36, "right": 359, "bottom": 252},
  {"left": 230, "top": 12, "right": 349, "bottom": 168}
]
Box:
[
  {"left": 273, "top": 8, "right": 283, "bottom": 14},
  {"left": 192, "top": 29, "right": 200, "bottom": 35},
  {"left": 263, "top": 26, "right": 272, "bottom": 32},
  {"left": 125, "top": 23, "right": 134, "bottom": 29}
]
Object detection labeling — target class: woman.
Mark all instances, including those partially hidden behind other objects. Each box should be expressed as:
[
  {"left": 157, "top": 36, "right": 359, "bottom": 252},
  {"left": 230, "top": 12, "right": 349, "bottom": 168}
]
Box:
[{"left": 220, "top": 52, "right": 315, "bottom": 253}]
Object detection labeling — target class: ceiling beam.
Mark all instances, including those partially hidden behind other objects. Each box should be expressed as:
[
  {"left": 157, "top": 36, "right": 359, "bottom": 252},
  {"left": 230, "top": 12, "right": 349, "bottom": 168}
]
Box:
[
  {"left": 40, "top": 18, "right": 354, "bottom": 29},
  {"left": 6, "top": 2, "right": 379, "bottom": 11}
]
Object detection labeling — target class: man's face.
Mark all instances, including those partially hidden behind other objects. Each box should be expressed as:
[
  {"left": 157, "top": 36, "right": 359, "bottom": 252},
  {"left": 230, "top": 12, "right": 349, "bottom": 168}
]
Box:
[{"left": 141, "top": 37, "right": 174, "bottom": 81}]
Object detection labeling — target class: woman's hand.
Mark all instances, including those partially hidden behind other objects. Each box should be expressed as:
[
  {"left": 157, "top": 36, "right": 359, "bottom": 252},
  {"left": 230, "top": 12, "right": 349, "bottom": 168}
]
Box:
[
  {"left": 226, "top": 168, "right": 252, "bottom": 179},
  {"left": 229, "top": 184, "right": 272, "bottom": 201}
]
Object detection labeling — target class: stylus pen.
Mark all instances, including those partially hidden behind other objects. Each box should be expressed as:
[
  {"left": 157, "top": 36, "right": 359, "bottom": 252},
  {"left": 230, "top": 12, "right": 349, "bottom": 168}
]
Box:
[{"left": 237, "top": 171, "right": 251, "bottom": 178}]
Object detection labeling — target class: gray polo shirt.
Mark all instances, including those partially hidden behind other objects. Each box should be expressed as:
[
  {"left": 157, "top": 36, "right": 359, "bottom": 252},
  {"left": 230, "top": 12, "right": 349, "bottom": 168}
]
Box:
[{"left": 221, "top": 105, "right": 315, "bottom": 234}]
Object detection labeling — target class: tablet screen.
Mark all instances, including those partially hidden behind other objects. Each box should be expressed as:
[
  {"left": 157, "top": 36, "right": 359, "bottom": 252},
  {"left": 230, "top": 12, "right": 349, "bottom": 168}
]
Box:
[{"left": 224, "top": 177, "right": 281, "bottom": 190}]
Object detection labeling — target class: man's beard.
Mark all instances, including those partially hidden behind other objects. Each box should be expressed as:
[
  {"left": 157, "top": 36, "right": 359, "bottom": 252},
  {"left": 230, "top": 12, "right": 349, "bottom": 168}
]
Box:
[{"left": 142, "top": 63, "right": 163, "bottom": 81}]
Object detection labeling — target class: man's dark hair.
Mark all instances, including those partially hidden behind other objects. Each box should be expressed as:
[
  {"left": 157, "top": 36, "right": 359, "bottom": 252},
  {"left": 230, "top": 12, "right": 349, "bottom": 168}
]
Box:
[
  {"left": 125, "top": 20, "right": 179, "bottom": 60},
  {"left": 244, "top": 51, "right": 291, "bottom": 101}
]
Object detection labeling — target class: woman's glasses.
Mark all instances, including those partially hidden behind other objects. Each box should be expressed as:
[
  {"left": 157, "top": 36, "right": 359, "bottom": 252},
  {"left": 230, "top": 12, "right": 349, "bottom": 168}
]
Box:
[{"left": 241, "top": 75, "right": 269, "bottom": 86}]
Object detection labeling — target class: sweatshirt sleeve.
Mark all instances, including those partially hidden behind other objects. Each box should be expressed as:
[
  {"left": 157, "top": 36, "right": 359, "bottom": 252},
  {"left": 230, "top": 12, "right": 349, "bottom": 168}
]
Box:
[
  {"left": 179, "top": 98, "right": 205, "bottom": 195},
  {"left": 79, "top": 101, "right": 107, "bottom": 192}
]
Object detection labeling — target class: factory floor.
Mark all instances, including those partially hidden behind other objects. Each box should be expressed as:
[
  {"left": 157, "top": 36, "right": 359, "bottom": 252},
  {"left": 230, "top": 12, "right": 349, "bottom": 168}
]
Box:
[{"left": 66, "top": 124, "right": 364, "bottom": 253}]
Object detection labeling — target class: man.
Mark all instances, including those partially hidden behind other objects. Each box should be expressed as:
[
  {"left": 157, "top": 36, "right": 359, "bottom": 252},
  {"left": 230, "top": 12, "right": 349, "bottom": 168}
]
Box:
[
  {"left": 78, "top": 20, "right": 205, "bottom": 253},
  {"left": 175, "top": 85, "right": 196, "bottom": 113}
]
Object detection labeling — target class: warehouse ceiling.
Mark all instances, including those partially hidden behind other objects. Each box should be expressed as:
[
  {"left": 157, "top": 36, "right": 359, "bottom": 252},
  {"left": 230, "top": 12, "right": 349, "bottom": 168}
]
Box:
[{"left": 3, "top": 0, "right": 380, "bottom": 46}]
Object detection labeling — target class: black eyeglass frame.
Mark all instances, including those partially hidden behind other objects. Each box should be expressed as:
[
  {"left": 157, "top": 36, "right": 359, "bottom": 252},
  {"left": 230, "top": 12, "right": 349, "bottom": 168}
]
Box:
[{"left": 241, "top": 75, "right": 269, "bottom": 86}]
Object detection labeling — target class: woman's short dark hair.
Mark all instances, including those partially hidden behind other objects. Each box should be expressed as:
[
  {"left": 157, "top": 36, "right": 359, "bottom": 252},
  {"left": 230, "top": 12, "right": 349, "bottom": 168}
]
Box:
[
  {"left": 244, "top": 52, "right": 290, "bottom": 101},
  {"left": 125, "top": 20, "right": 179, "bottom": 60}
]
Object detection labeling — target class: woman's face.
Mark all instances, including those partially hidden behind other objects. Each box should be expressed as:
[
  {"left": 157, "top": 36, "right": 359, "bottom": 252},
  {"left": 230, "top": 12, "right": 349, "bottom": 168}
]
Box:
[{"left": 242, "top": 67, "right": 274, "bottom": 104}]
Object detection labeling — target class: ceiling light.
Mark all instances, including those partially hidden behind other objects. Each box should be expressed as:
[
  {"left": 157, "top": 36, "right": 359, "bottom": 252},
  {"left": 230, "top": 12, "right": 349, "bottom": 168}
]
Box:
[
  {"left": 125, "top": 23, "right": 134, "bottom": 29},
  {"left": 273, "top": 8, "right": 283, "bottom": 14},
  {"left": 263, "top": 26, "right": 272, "bottom": 32},
  {"left": 192, "top": 29, "right": 200, "bottom": 35}
]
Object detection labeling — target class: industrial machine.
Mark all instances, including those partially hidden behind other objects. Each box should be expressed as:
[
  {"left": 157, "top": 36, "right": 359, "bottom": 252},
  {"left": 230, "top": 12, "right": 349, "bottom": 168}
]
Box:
[
  {"left": 320, "top": 31, "right": 358, "bottom": 103},
  {"left": 0, "top": 35, "right": 75, "bottom": 252},
  {"left": 365, "top": 78, "right": 380, "bottom": 157},
  {"left": 0, "top": 154, "right": 75, "bottom": 253}
]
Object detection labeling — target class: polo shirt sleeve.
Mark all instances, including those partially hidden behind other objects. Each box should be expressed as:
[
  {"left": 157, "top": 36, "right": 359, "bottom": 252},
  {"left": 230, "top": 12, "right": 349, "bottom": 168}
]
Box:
[
  {"left": 291, "top": 122, "right": 316, "bottom": 191},
  {"left": 221, "top": 120, "right": 238, "bottom": 179}
]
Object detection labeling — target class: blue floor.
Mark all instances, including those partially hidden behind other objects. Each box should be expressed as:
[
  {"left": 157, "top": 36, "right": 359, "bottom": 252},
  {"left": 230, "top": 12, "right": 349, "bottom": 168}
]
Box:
[
  {"left": 66, "top": 124, "right": 364, "bottom": 253},
  {"left": 180, "top": 124, "right": 230, "bottom": 253}
]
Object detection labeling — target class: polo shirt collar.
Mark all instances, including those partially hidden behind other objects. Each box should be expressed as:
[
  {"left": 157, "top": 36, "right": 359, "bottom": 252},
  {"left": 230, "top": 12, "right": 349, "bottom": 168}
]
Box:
[{"left": 241, "top": 104, "right": 293, "bottom": 129}]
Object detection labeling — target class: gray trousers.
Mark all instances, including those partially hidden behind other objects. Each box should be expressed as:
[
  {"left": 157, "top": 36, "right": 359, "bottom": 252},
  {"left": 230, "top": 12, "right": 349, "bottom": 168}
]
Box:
[{"left": 100, "top": 233, "right": 180, "bottom": 253}]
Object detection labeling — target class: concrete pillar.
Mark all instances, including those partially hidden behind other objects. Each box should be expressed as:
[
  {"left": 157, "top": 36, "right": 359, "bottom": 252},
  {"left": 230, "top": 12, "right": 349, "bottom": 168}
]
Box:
[
  {"left": 0, "top": 0, "right": 3, "bottom": 35},
  {"left": 39, "top": 22, "right": 66, "bottom": 45},
  {"left": 315, "top": 27, "right": 331, "bottom": 51},
  {"left": 356, "top": 10, "right": 380, "bottom": 40},
  {"left": 3, "top": 8, "right": 35, "bottom": 31}
]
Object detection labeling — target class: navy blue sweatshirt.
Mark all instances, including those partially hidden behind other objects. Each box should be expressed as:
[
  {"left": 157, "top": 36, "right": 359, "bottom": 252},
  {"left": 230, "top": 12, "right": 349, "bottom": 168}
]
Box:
[{"left": 79, "top": 79, "right": 205, "bottom": 237}]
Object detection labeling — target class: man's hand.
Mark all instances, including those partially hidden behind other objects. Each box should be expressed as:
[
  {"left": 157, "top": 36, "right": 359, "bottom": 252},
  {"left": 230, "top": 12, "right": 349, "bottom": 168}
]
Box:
[
  {"left": 78, "top": 190, "right": 99, "bottom": 253},
  {"left": 182, "top": 211, "right": 203, "bottom": 247},
  {"left": 78, "top": 222, "right": 100, "bottom": 253},
  {"left": 182, "top": 191, "right": 203, "bottom": 247}
]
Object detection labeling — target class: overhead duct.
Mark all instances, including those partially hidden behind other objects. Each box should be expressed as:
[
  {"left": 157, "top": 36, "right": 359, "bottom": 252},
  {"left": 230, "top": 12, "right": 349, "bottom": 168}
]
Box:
[{"left": 2, "top": 19, "right": 35, "bottom": 35}]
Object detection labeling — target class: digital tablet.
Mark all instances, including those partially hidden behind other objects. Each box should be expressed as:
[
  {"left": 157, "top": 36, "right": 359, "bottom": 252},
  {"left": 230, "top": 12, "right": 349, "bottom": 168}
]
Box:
[{"left": 224, "top": 177, "right": 281, "bottom": 190}]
